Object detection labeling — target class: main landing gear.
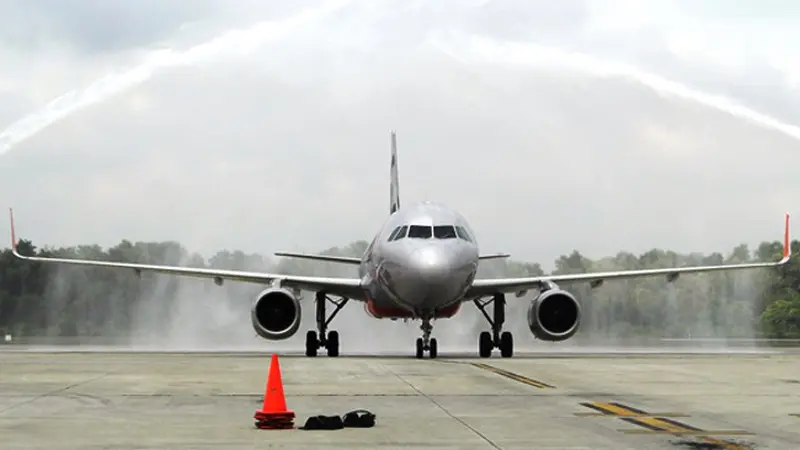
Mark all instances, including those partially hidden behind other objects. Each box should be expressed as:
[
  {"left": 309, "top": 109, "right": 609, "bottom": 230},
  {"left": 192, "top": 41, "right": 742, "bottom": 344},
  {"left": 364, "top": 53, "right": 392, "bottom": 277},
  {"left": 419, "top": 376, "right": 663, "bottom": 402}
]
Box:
[
  {"left": 474, "top": 293, "right": 513, "bottom": 358},
  {"left": 415, "top": 317, "right": 438, "bottom": 359},
  {"left": 305, "top": 292, "right": 349, "bottom": 357}
]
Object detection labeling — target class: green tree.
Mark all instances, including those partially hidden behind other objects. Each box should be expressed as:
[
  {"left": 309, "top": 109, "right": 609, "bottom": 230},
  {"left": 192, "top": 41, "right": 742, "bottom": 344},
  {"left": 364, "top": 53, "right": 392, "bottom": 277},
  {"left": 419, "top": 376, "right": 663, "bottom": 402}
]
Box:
[{"left": 760, "top": 295, "right": 800, "bottom": 338}]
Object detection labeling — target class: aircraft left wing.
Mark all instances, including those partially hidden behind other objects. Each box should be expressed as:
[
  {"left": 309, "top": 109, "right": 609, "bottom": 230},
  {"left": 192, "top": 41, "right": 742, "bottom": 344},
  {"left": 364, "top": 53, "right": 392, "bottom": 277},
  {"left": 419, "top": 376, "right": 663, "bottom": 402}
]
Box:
[
  {"left": 8, "top": 209, "right": 365, "bottom": 300},
  {"left": 466, "top": 213, "right": 792, "bottom": 299}
]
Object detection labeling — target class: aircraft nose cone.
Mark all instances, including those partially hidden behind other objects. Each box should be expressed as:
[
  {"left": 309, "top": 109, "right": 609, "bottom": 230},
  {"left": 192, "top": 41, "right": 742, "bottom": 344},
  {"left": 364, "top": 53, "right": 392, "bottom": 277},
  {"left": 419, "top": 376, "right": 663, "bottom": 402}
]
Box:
[{"left": 410, "top": 247, "right": 451, "bottom": 282}]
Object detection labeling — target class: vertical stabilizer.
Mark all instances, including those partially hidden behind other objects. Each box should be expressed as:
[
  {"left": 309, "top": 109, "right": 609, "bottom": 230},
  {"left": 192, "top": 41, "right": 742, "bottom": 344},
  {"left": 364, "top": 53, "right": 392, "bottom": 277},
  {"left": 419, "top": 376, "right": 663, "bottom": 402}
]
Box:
[{"left": 389, "top": 131, "right": 400, "bottom": 215}]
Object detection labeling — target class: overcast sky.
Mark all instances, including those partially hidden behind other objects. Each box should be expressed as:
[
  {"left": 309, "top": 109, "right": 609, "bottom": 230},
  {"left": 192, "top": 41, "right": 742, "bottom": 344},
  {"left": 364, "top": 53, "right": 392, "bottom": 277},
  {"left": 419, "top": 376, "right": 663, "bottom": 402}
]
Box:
[{"left": 1, "top": 0, "right": 800, "bottom": 270}]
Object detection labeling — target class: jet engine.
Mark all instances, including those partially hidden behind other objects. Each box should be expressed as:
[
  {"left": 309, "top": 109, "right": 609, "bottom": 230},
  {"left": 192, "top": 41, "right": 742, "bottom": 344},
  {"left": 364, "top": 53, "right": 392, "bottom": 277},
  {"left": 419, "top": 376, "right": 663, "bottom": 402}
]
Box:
[
  {"left": 527, "top": 288, "right": 581, "bottom": 341},
  {"left": 250, "top": 287, "right": 302, "bottom": 340}
]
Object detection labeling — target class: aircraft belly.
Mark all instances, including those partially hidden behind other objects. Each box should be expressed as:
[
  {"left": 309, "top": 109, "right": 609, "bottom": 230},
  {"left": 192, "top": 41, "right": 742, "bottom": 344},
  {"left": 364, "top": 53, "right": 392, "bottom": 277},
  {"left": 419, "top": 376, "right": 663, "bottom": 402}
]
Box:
[
  {"left": 365, "top": 287, "right": 462, "bottom": 319},
  {"left": 370, "top": 274, "right": 463, "bottom": 317},
  {"left": 387, "top": 272, "right": 466, "bottom": 310},
  {"left": 370, "top": 281, "right": 415, "bottom": 311},
  {"left": 364, "top": 286, "right": 414, "bottom": 319}
]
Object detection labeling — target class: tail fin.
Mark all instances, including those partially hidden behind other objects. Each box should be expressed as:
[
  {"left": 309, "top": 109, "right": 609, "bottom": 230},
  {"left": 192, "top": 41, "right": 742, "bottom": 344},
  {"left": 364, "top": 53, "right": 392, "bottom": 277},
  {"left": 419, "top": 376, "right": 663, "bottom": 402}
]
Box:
[{"left": 389, "top": 131, "right": 400, "bottom": 215}]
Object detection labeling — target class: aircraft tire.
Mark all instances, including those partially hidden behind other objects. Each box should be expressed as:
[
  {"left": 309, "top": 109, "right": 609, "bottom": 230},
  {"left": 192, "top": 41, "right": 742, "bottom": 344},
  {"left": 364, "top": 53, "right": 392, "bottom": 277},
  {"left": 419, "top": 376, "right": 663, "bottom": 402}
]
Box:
[
  {"left": 429, "top": 338, "right": 438, "bottom": 359},
  {"left": 415, "top": 338, "right": 424, "bottom": 359},
  {"left": 305, "top": 330, "right": 318, "bottom": 357},
  {"left": 499, "top": 331, "right": 513, "bottom": 358},
  {"left": 478, "top": 331, "right": 492, "bottom": 358},
  {"left": 326, "top": 331, "right": 340, "bottom": 357}
]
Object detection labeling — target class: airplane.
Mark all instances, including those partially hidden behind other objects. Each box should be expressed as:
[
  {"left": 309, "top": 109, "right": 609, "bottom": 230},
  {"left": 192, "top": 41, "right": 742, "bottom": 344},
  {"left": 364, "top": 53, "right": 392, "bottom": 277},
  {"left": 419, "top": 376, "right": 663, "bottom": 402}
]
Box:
[{"left": 7, "top": 131, "right": 792, "bottom": 359}]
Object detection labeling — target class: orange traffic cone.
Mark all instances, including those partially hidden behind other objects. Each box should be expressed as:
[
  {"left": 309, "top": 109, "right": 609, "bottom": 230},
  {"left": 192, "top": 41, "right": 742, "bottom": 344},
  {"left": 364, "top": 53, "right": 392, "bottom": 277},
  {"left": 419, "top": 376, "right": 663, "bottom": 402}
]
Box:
[{"left": 254, "top": 354, "right": 295, "bottom": 429}]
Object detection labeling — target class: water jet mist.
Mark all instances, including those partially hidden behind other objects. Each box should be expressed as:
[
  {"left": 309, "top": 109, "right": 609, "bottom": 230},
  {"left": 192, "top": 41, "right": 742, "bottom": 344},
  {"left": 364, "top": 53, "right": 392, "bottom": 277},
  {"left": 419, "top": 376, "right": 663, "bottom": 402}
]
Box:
[
  {"left": 0, "top": 0, "right": 350, "bottom": 155},
  {"left": 429, "top": 32, "right": 800, "bottom": 142}
]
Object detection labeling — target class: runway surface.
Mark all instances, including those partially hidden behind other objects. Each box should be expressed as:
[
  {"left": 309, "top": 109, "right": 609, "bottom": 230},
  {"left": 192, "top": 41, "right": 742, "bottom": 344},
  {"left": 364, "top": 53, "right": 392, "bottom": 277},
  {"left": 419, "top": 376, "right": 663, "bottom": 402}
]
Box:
[{"left": 1, "top": 347, "right": 799, "bottom": 449}]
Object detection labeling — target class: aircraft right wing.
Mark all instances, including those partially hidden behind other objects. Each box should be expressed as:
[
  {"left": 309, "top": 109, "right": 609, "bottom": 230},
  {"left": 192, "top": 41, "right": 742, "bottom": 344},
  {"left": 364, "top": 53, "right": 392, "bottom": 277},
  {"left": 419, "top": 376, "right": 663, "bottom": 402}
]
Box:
[
  {"left": 466, "top": 213, "right": 792, "bottom": 299},
  {"left": 8, "top": 209, "right": 366, "bottom": 300}
]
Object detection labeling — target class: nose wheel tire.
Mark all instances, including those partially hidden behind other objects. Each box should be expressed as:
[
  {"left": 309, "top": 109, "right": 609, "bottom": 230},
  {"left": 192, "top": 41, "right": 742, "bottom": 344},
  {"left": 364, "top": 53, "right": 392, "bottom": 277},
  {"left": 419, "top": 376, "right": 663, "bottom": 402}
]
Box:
[
  {"left": 415, "top": 317, "right": 438, "bottom": 359},
  {"left": 415, "top": 337, "right": 439, "bottom": 359}
]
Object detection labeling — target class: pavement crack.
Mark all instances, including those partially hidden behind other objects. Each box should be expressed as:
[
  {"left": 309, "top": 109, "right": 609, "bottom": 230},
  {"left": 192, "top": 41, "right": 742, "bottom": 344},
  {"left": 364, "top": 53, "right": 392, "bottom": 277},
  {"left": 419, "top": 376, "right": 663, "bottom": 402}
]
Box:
[
  {"left": 0, "top": 371, "right": 112, "bottom": 415},
  {"left": 384, "top": 364, "right": 501, "bottom": 450}
]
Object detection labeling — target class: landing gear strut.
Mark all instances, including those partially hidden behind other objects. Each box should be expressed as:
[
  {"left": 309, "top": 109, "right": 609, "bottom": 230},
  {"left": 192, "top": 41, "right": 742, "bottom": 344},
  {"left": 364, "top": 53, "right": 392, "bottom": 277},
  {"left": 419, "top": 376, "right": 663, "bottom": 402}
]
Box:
[
  {"left": 305, "top": 292, "right": 349, "bottom": 357},
  {"left": 474, "top": 293, "right": 513, "bottom": 358},
  {"left": 415, "top": 317, "right": 438, "bottom": 359}
]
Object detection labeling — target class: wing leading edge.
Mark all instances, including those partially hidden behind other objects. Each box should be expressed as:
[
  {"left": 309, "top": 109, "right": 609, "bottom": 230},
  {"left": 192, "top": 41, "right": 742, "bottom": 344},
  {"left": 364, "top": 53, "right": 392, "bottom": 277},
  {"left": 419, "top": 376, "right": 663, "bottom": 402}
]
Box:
[
  {"left": 8, "top": 209, "right": 365, "bottom": 300},
  {"left": 274, "top": 251, "right": 362, "bottom": 265},
  {"left": 467, "top": 213, "right": 792, "bottom": 299}
]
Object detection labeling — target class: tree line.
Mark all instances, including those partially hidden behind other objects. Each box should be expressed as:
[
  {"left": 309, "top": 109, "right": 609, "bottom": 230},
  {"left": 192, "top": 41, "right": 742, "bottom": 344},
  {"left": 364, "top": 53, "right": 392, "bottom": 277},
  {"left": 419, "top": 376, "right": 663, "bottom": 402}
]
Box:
[{"left": 0, "top": 237, "right": 798, "bottom": 342}]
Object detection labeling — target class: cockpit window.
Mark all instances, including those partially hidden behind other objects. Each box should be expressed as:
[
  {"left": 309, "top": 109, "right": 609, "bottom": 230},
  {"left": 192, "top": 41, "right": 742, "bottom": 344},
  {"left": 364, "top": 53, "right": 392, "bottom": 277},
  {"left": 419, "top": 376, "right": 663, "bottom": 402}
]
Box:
[
  {"left": 407, "top": 225, "right": 432, "bottom": 239},
  {"left": 391, "top": 225, "right": 461, "bottom": 240},
  {"left": 455, "top": 226, "right": 472, "bottom": 242},
  {"left": 394, "top": 225, "right": 408, "bottom": 240},
  {"left": 389, "top": 225, "right": 408, "bottom": 241},
  {"left": 387, "top": 226, "right": 402, "bottom": 241},
  {"left": 433, "top": 225, "right": 457, "bottom": 239}
]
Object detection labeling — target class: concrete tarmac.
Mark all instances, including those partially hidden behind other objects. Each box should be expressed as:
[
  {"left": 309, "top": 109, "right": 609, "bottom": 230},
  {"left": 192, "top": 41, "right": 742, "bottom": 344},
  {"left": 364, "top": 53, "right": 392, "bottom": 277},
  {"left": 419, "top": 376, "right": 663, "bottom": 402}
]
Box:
[{"left": 0, "top": 349, "right": 798, "bottom": 449}]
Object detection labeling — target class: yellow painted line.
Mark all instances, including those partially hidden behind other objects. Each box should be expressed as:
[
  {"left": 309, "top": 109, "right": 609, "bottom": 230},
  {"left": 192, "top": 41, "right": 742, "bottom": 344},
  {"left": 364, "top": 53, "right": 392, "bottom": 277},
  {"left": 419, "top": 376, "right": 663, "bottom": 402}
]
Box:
[
  {"left": 580, "top": 402, "right": 691, "bottom": 419},
  {"left": 574, "top": 411, "right": 689, "bottom": 418},
  {"left": 582, "top": 402, "right": 652, "bottom": 417},
  {"left": 470, "top": 363, "right": 555, "bottom": 389},
  {"left": 580, "top": 402, "right": 752, "bottom": 450},
  {"left": 624, "top": 416, "right": 692, "bottom": 434}
]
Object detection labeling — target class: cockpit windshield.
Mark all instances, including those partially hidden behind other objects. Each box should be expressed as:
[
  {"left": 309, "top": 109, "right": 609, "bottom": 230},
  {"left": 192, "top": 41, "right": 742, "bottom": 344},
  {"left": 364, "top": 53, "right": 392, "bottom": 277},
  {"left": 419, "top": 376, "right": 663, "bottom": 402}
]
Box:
[
  {"left": 433, "top": 225, "right": 457, "bottom": 239},
  {"left": 388, "top": 224, "right": 467, "bottom": 241},
  {"left": 407, "top": 225, "right": 433, "bottom": 239}
]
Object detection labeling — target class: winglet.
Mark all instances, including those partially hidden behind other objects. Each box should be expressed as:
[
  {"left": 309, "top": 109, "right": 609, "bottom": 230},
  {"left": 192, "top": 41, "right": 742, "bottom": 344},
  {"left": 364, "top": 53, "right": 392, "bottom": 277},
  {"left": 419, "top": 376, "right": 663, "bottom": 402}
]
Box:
[
  {"left": 782, "top": 211, "right": 791, "bottom": 262},
  {"left": 9, "top": 208, "right": 16, "bottom": 251}
]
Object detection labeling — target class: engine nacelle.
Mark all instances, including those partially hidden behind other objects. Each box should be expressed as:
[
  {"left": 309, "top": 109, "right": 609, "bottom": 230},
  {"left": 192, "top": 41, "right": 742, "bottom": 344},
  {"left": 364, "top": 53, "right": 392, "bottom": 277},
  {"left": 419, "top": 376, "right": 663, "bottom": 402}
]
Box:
[
  {"left": 250, "top": 287, "right": 301, "bottom": 340},
  {"left": 527, "top": 288, "right": 581, "bottom": 341}
]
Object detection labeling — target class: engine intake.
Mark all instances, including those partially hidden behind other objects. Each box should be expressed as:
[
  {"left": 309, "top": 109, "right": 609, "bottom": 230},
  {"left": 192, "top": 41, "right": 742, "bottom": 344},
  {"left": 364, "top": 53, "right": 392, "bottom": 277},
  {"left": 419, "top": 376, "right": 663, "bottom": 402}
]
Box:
[
  {"left": 527, "top": 288, "right": 581, "bottom": 341},
  {"left": 250, "top": 287, "right": 301, "bottom": 340}
]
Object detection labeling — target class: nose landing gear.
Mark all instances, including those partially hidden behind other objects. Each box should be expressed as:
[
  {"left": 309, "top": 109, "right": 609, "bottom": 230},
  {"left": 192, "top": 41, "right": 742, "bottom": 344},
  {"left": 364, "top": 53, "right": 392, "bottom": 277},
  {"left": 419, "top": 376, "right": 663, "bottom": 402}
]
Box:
[
  {"left": 415, "top": 317, "right": 438, "bottom": 359},
  {"left": 474, "top": 293, "right": 513, "bottom": 358}
]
